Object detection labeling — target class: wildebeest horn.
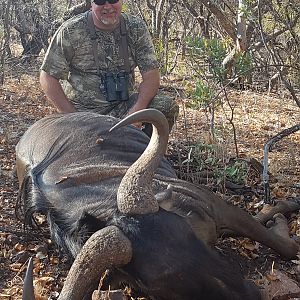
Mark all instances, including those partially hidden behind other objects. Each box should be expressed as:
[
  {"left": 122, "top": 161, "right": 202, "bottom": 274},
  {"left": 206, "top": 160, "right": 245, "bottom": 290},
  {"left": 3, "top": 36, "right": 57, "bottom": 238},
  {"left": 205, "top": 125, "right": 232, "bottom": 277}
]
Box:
[
  {"left": 22, "top": 257, "right": 34, "bottom": 300},
  {"left": 110, "top": 109, "right": 169, "bottom": 215},
  {"left": 22, "top": 226, "right": 132, "bottom": 300},
  {"left": 59, "top": 226, "right": 132, "bottom": 300}
]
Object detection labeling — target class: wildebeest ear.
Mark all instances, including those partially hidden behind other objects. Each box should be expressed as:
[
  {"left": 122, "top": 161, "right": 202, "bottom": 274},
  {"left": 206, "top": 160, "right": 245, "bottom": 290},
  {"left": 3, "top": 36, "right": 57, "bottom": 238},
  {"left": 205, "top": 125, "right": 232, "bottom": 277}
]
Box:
[
  {"left": 75, "top": 212, "right": 106, "bottom": 235},
  {"left": 155, "top": 184, "right": 173, "bottom": 202}
]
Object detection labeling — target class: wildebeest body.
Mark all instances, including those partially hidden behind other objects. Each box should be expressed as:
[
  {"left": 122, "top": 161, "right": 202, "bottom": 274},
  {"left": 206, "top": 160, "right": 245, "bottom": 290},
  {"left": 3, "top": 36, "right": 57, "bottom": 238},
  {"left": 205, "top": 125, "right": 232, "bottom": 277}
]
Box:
[{"left": 17, "top": 111, "right": 275, "bottom": 299}]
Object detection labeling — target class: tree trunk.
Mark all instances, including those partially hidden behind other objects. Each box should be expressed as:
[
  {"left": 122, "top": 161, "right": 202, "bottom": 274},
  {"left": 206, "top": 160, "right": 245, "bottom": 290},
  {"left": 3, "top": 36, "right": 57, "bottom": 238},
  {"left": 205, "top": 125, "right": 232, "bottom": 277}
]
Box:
[{"left": 0, "top": 0, "right": 12, "bottom": 84}]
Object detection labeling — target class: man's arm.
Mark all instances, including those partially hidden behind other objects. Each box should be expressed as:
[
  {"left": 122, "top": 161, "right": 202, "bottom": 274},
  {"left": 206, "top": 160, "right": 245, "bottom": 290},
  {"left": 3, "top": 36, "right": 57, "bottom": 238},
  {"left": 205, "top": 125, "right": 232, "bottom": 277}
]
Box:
[
  {"left": 127, "top": 68, "right": 160, "bottom": 115},
  {"left": 40, "top": 70, "right": 76, "bottom": 113}
]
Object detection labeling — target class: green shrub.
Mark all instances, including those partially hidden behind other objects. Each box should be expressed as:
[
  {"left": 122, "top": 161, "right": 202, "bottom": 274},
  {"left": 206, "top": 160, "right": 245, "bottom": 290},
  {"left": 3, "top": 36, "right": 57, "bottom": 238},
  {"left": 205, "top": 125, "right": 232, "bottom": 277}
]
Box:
[
  {"left": 188, "top": 79, "right": 213, "bottom": 109},
  {"left": 187, "top": 37, "right": 228, "bottom": 82},
  {"left": 180, "top": 141, "right": 248, "bottom": 185}
]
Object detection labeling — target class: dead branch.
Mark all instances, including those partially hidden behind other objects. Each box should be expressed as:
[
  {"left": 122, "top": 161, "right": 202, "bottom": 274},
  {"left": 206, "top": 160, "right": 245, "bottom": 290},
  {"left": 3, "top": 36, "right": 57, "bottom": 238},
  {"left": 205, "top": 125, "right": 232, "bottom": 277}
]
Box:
[{"left": 263, "top": 124, "right": 300, "bottom": 204}]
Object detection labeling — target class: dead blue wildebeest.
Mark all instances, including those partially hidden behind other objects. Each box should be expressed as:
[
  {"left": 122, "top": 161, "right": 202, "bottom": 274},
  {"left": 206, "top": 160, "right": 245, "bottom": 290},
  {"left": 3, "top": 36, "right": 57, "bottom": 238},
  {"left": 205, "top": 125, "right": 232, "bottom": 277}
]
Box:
[{"left": 16, "top": 109, "right": 299, "bottom": 300}]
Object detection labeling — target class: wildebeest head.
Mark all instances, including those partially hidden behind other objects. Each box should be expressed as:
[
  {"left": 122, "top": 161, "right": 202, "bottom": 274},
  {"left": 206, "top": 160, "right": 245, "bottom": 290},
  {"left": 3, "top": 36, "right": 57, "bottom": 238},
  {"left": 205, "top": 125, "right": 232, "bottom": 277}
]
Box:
[{"left": 22, "top": 109, "right": 262, "bottom": 300}]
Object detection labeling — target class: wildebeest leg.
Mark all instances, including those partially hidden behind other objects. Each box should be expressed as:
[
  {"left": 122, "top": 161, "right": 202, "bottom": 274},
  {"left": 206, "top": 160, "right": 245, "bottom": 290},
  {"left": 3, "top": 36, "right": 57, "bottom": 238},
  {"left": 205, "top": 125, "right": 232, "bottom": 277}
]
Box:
[
  {"left": 154, "top": 178, "right": 299, "bottom": 259},
  {"left": 216, "top": 200, "right": 299, "bottom": 259}
]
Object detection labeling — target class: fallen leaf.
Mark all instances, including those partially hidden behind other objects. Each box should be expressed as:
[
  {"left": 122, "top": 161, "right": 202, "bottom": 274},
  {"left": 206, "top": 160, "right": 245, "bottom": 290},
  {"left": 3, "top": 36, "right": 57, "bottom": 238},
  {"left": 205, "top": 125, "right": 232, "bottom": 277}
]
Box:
[
  {"left": 34, "top": 276, "right": 54, "bottom": 287},
  {"left": 267, "top": 269, "right": 300, "bottom": 299},
  {"left": 14, "top": 243, "right": 25, "bottom": 252},
  {"left": 9, "top": 263, "right": 22, "bottom": 272}
]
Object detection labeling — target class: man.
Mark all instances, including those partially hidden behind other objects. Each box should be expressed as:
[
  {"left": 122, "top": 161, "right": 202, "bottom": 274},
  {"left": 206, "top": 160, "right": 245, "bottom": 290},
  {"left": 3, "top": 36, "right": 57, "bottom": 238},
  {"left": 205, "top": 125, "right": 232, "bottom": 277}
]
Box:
[{"left": 40, "top": 0, "right": 178, "bottom": 131}]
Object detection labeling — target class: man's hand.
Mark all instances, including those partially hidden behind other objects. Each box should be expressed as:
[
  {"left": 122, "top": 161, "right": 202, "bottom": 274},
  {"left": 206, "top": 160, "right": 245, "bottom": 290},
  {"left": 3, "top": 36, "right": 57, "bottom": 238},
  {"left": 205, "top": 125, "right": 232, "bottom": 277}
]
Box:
[
  {"left": 126, "top": 102, "right": 145, "bottom": 128},
  {"left": 126, "top": 68, "right": 160, "bottom": 128}
]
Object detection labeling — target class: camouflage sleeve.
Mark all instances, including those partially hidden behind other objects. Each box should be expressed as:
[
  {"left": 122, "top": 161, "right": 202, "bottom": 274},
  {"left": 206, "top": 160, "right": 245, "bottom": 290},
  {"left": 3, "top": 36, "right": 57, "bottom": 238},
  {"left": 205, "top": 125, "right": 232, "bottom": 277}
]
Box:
[
  {"left": 132, "top": 18, "right": 159, "bottom": 73},
  {"left": 41, "top": 25, "right": 75, "bottom": 80}
]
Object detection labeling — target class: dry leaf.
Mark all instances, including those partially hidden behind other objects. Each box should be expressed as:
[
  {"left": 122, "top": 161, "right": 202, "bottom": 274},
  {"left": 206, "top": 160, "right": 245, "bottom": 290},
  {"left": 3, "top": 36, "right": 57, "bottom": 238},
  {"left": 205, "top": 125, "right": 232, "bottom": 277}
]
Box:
[
  {"left": 50, "top": 256, "right": 59, "bottom": 264},
  {"left": 267, "top": 269, "right": 300, "bottom": 299},
  {"left": 34, "top": 276, "right": 54, "bottom": 287},
  {"left": 0, "top": 294, "right": 12, "bottom": 299},
  {"left": 9, "top": 263, "right": 22, "bottom": 272},
  {"left": 14, "top": 243, "right": 25, "bottom": 252},
  {"left": 243, "top": 241, "right": 258, "bottom": 251}
]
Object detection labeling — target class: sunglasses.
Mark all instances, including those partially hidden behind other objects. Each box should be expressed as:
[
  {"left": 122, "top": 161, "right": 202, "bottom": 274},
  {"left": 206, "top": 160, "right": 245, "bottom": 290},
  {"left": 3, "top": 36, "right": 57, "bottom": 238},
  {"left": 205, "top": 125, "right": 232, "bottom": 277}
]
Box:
[{"left": 93, "top": 0, "right": 119, "bottom": 5}]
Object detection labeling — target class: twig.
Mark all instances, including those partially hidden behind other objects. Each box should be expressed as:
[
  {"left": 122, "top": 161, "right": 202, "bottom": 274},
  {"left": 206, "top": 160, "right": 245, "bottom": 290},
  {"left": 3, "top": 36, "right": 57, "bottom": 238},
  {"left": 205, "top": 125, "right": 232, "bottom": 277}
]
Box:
[
  {"left": 263, "top": 124, "right": 300, "bottom": 204},
  {"left": 257, "top": 0, "right": 300, "bottom": 107}
]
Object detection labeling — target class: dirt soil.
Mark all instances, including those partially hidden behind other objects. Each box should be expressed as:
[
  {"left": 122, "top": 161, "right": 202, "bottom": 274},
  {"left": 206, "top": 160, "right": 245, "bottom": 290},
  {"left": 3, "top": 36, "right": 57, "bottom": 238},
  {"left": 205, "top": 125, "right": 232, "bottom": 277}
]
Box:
[{"left": 0, "top": 65, "right": 300, "bottom": 299}]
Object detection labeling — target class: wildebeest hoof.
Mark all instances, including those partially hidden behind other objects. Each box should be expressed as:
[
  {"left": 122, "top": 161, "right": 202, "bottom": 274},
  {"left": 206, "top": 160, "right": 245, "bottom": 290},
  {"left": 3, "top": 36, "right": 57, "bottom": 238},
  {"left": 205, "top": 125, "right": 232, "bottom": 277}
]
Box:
[
  {"left": 255, "top": 200, "right": 300, "bottom": 224},
  {"left": 267, "top": 213, "right": 299, "bottom": 259},
  {"left": 267, "top": 213, "right": 289, "bottom": 236}
]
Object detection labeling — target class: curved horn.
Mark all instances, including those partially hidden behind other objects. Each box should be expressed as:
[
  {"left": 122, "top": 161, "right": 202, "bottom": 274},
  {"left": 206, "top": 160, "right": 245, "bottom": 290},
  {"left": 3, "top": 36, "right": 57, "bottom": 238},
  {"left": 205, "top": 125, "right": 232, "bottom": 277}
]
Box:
[
  {"left": 58, "top": 226, "right": 132, "bottom": 300},
  {"left": 110, "top": 109, "right": 169, "bottom": 215},
  {"left": 22, "top": 257, "right": 35, "bottom": 300}
]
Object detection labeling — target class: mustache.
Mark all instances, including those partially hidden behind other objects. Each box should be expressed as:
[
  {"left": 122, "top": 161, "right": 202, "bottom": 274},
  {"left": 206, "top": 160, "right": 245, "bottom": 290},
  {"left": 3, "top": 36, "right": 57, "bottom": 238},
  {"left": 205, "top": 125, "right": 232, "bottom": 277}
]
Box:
[{"left": 102, "top": 8, "right": 116, "bottom": 13}]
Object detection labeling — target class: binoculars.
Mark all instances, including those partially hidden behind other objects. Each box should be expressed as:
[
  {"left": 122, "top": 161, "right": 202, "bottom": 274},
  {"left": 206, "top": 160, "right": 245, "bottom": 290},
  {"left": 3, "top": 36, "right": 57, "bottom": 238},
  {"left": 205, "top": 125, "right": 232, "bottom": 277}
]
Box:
[{"left": 100, "top": 71, "right": 129, "bottom": 102}]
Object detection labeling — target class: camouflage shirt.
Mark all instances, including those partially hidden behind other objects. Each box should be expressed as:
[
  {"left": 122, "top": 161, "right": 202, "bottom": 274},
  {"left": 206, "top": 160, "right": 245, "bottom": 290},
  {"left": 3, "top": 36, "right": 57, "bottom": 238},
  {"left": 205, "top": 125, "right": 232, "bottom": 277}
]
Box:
[{"left": 41, "top": 12, "right": 159, "bottom": 113}]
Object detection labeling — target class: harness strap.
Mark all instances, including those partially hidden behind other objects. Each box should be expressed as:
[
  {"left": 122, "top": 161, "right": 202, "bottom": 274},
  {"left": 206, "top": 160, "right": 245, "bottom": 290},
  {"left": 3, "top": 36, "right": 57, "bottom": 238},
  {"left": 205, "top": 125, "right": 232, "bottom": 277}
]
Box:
[
  {"left": 87, "top": 11, "right": 100, "bottom": 75},
  {"left": 119, "top": 15, "right": 130, "bottom": 73}
]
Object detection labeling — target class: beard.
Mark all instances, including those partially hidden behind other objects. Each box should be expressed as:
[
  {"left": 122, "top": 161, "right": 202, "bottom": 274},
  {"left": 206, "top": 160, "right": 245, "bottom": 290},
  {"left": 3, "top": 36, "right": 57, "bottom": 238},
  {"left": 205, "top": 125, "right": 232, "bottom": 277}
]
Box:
[
  {"left": 99, "top": 8, "right": 119, "bottom": 26},
  {"left": 100, "top": 16, "right": 118, "bottom": 25}
]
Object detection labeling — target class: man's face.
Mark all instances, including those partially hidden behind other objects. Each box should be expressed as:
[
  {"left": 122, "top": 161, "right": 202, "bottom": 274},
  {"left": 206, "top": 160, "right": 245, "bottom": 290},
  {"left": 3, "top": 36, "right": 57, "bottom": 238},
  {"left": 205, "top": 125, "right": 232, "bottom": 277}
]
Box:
[{"left": 92, "top": 0, "right": 123, "bottom": 29}]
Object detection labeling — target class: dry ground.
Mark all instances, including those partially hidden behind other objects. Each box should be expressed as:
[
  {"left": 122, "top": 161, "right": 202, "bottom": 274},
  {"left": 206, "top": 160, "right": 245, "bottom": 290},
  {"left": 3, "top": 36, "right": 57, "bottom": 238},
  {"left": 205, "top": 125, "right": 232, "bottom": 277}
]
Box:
[{"left": 0, "top": 65, "right": 300, "bottom": 299}]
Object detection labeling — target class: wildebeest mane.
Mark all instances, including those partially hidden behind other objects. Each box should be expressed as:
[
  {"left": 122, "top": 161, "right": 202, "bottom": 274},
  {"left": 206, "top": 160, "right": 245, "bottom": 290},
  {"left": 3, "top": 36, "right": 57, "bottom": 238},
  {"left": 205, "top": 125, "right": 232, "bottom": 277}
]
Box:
[{"left": 16, "top": 135, "right": 111, "bottom": 258}]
